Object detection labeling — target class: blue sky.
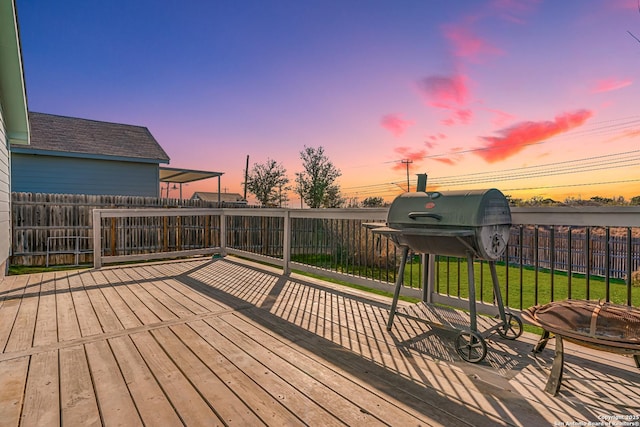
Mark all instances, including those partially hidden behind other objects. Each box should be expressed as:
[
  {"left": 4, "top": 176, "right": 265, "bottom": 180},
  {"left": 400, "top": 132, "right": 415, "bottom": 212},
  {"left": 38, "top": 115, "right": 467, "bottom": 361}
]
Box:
[{"left": 16, "top": 0, "right": 640, "bottom": 203}]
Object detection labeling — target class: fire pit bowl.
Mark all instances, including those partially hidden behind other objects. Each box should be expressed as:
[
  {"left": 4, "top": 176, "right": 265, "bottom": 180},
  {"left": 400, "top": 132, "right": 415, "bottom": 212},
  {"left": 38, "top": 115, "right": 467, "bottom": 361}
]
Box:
[{"left": 523, "top": 300, "right": 640, "bottom": 395}]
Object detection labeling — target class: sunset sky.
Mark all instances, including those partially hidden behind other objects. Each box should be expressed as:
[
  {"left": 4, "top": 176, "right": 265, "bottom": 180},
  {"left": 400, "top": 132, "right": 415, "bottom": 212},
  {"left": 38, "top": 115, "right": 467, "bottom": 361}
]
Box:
[{"left": 16, "top": 0, "right": 640, "bottom": 205}]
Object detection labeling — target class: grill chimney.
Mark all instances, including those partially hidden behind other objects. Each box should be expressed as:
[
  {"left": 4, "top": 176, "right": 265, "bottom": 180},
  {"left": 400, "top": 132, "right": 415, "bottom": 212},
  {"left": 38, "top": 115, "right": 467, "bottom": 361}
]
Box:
[{"left": 416, "top": 174, "right": 427, "bottom": 192}]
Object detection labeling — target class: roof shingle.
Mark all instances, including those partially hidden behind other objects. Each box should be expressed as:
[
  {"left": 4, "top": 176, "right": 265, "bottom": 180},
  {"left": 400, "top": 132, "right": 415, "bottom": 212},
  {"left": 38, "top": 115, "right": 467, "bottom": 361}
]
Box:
[{"left": 22, "top": 112, "right": 170, "bottom": 162}]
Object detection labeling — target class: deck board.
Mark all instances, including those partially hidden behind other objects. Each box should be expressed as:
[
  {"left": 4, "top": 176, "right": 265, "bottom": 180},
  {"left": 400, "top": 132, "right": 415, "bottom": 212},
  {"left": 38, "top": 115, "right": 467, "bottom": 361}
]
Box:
[
  {"left": 59, "top": 345, "right": 101, "bottom": 427},
  {"left": 21, "top": 349, "right": 59, "bottom": 427},
  {"left": 1, "top": 257, "right": 639, "bottom": 426}
]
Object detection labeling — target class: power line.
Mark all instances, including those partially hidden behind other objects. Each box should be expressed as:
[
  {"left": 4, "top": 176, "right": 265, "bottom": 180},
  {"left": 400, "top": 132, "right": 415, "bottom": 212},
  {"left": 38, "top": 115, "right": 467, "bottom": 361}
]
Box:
[
  {"left": 340, "top": 115, "right": 640, "bottom": 199},
  {"left": 501, "top": 177, "right": 640, "bottom": 193},
  {"left": 343, "top": 149, "right": 640, "bottom": 195}
]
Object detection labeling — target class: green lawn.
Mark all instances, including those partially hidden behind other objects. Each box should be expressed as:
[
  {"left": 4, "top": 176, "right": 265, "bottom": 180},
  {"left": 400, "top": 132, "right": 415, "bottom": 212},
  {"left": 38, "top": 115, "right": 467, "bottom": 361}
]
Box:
[
  {"left": 291, "top": 254, "right": 640, "bottom": 309},
  {"left": 432, "top": 257, "right": 639, "bottom": 309}
]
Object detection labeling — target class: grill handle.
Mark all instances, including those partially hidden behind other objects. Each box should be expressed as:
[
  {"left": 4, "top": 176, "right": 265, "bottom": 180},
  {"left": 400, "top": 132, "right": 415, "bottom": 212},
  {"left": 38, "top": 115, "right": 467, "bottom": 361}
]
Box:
[{"left": 407, "top": 212, "right": 442, "bottom": 221}]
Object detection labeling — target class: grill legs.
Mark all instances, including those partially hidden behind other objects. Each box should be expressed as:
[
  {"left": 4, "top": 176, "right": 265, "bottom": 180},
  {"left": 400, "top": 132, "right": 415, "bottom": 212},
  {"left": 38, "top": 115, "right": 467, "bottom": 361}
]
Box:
[
  {"left": 386, "top": 246, "right": 409, "bottom": 331},
  {"left": 386, "top": 250, "right": 521, "bottom": 364}
]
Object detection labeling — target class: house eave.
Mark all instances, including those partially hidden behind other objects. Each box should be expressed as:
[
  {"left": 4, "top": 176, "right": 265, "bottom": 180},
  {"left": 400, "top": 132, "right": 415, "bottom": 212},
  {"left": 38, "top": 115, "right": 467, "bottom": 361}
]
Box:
[
  {"left": 11, "top": 146, "right": 170, "bottom": 164},
  {"left": 0, "top": 0, "right": 30, "bottom": 145}
]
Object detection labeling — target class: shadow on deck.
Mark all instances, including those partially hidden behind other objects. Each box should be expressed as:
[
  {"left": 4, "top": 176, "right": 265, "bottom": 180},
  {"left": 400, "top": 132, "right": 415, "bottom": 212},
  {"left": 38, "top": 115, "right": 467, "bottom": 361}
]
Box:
[{"left": 0, "top": 256, "right": 638, "bottom": 426}]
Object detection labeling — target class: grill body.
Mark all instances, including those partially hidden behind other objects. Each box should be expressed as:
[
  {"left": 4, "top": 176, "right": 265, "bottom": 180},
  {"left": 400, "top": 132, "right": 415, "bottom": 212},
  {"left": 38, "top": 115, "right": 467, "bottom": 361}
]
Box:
[
  {"left": 381, "top": 189, "right": 511, "bottom": 260},
  {"left": 365, "top": 188, "right": 522, "bottom": 363}
]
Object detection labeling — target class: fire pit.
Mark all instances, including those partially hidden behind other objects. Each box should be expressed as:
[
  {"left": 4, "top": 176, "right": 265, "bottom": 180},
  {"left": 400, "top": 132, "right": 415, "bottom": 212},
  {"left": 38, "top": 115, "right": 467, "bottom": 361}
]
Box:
[
  {"left": 365, "top": 185, "right": 523, "bottom": 363},
  {"left": 523, "top": 300, "right": 640, "bottom": 395}
]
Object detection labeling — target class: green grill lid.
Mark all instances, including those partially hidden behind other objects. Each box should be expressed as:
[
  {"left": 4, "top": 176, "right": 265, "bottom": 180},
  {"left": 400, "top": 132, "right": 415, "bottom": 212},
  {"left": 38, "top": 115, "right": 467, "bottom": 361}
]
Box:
[{"left": 387, "top": 189, "right": 511, "bottom": 228}]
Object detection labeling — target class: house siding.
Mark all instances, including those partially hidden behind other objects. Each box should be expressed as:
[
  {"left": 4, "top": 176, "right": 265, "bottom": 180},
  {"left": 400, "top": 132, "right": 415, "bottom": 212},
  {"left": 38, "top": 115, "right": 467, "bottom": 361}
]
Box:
[
  {"left": 12, "top": 154, "right": 160, "bottom": 197},
  {"left": 0, "top": 104, "right": 10, "bottom": 272}
]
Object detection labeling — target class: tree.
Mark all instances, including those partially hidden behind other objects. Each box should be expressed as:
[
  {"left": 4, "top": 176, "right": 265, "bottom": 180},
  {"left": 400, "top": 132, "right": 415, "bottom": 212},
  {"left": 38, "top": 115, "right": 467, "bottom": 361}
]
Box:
[
  {"left": 295, "top": 146, "right": 342, "bottom": 208},
  {"left": 362, "top": 196, "right": 385, "bottom": 207},
  {"left": 322, "top": 184, "right": 345, "bottom": 208},
  {"left": 246, "top": 159, "right": 290, "bottom": 207},
  {"left": 631, "top": 195, "right": 640, "bottom": 206}
]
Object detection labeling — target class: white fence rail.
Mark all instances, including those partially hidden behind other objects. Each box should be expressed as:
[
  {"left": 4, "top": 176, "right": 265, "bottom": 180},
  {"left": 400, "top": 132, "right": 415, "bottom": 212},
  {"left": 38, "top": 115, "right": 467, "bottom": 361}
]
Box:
[{"left": 92, "top": 206, "right": 640, "bottom": 313}]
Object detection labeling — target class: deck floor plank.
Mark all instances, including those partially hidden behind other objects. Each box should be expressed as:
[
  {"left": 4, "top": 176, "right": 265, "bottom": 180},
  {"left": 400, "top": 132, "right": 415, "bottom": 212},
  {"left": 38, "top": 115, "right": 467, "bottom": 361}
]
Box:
[
  {"left": 110, "top": 268, "right": 179, "bottom": 322},
  {"left": 174, "top": 320, "right": 301, "bottom": 425},
  {"left": 216, "top": 313, "right": 427, "bottom": 427},
  {"left": 81, "top": 271, "right": 124, "bottom": 334},
  {"left": 67, "top": 270, "right": 103, "bottom": 337},
  {"left": 107, "top": 335, "right": 183, "bottom": 427},
  {"left": 0, "top": 356, "right": 29, "bottom": 427},
  {"left": 150, "top": 325, "right": 268, "bottom": 426},
  {"left": 103, "top": 269, "right": 162, "bottom": 325},
  {"left": 0, "top": 274, "right": 31, "bottom": 351},
  {"left": 55, "top": 272, "right": 81, "bottom": 342},
  {"left": 21, "top": 349, "right": 59, "bottom": 427},
  {"left": 91, "top": 271, "right": 143, "bottom": 330},
  {"left": 33, "top": 272, "right": 58, "bottom": 347},
  {"left": 59, "top": 345, "right": 101, "bottom": 427},
  {"left": 147, "top": 263, "right": 232, "bottom": 313},
  {"left": 193, "top": 316, "right": 348, "bottom": 427},
  {"left": 84, "top": 340, "right": 143, "bottom": 427},
  {"left": 128, "top": 331, "right": 222, "bottom": 426},
  {"left": 5, "top": 274, "right": 41, "bottom": 352},
  {"left": 0, "top": 258, "right": 638, "bottom": 426}
]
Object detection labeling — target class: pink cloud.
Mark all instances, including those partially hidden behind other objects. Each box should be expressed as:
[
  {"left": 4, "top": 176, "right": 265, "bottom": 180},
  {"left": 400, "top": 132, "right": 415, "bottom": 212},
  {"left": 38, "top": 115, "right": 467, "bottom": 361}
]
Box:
[
  {"left": 607, "top": 0, "right": 639, "bottom": 10},
  {"left": 476, "top": 109, "right": 594, "bottom": 163},
  {"left": 425, "top": 133, "right": 447, "bottom": 146},
  {"left": 441, "top": 109, "right": 472, "bottom": 126},
  {"left": 418, "top": 74, "right": 469, "bottom": 107},
  {"left": 442, "top": 24, "right": 503, "bottom": 61},
  {"left": 380, "top": 114, "right": 414, "bottom": 137},
  {"left": 455, "top": 109, "right": 473, "bottom": 124},
  {"left": 485, "top": 108, "right": 515, "bottom": 126},
  {"left": 591, "top": 78, "right": 632, "bottom": 93},
  {"left": 392, "top": 147, "right": 426, "bottom": 170},
  {"left": 418, "top": 74, "right": 475, "bottom": 126},
  {"left": 432, "top": 157, "right": 456, "bottom": 166}
]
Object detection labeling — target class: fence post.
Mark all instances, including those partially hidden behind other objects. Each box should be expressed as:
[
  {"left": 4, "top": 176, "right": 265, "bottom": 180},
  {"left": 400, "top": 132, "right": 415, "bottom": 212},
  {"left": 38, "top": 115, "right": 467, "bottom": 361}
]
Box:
[
  {"left": 283, "top": 210, "right": 291, "bottom": 275},
  {"left": 93, "top": 209, "right": 102, "bottom": 268}
]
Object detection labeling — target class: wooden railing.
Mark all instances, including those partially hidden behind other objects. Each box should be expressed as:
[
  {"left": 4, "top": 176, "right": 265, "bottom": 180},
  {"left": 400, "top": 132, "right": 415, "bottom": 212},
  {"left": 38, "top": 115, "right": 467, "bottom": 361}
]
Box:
[{"left": 92, "top": 206, "right": 640, "bottom": 313}]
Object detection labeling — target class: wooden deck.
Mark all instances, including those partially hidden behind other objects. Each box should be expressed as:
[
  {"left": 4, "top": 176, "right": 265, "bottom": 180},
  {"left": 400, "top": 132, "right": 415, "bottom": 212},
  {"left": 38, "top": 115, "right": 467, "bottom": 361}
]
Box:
[{"left": 0, "top": 257, "right": 638, "bottom": 426}]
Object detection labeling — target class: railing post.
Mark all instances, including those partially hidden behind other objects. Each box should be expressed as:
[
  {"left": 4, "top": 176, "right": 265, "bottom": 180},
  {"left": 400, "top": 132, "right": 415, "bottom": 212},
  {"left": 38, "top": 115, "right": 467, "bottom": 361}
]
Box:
[
  {"left": 93, "top": 209, "right": 102, "bottom": 268},
  {"left": 220, "top": 210, "right": 227, "bottom": 256},
  {"left": 283, "top": 210, "right": 291, "bottom": 275},
  {"left": 422, "top": 254, "right": 435, "bottom": 303}
]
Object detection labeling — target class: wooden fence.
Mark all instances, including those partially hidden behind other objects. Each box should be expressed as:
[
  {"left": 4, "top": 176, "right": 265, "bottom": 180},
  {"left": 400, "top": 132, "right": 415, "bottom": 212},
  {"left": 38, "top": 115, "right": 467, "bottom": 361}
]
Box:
[
  {"left": 10, "top": 193, "right": 640, "bottom": 281},
  {"left": 10, "top": 192, "right": 248, "bottom": 266}
]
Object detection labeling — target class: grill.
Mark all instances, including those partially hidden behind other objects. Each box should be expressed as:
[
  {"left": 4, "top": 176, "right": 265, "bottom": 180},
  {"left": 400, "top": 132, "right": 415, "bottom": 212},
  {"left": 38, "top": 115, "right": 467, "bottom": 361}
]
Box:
[
  {"left": 523, "top": 300, "right": 640, "bottom": 395},
  {"left": 365, "top": 185, "right": 523, "bottom": 363},
  {"left": 383, "top": 188, "right": 511, "bottom": 260}
]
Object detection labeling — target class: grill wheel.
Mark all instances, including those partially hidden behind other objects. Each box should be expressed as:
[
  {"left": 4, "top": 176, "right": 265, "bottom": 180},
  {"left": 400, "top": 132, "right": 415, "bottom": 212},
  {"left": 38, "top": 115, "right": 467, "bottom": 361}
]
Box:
[
  {"left": 455, "top": 331, "right": 487, "bottom": 363},
  {"left": 496, "top": 312, "right": 523, "bottom": 340}
]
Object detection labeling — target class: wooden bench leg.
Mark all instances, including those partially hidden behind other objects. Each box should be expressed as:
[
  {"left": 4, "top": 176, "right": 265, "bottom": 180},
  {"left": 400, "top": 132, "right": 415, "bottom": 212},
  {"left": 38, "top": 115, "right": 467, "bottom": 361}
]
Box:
[
  {"left": 545, "top": 335, "right": 564, "bottom": 396},
  {"left": 634, "top": 355, "right": 640, "bottom": 369}
]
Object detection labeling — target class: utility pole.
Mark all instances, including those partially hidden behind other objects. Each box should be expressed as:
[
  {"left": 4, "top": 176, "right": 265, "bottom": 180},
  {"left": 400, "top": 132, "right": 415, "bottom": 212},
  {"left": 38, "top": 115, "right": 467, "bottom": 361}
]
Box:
[
  {"left": 243, "top": 155, "right": 249, "bottom": 200},
  {"left": 401, "top": 159, "right": 413, "bottom": 192}
]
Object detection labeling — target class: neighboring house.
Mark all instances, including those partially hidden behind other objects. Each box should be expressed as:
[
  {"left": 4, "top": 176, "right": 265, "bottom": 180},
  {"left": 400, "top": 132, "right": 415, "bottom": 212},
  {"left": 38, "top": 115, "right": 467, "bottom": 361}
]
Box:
[
  {"left": 0, "top": 0, "right": 30, "bottom": 277},
  {"left": 191, "top": 192, "right": 246, "bottom": 203},
  {"left": 11, "top": 112, "right": 170, "bottom": 197}
]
